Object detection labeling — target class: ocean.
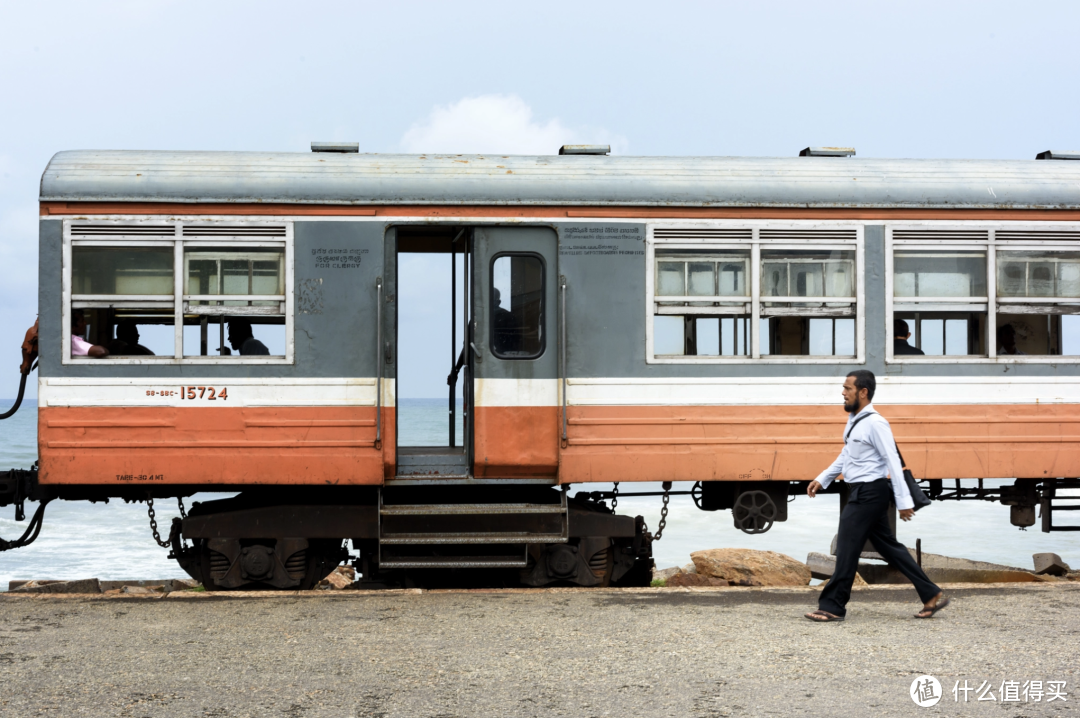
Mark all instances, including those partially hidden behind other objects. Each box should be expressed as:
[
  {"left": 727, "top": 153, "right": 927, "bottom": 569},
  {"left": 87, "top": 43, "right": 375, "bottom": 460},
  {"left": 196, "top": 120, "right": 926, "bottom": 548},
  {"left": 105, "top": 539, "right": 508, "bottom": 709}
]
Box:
[{"left": 2, "top": 398, "right": 1079, "bottom": 587}]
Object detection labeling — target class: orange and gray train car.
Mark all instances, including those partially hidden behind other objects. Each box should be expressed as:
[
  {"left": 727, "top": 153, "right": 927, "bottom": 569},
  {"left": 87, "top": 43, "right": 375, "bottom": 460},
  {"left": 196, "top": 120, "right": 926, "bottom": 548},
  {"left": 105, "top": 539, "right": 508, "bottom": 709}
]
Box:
[{"left": 2, "top": 144, "right": 1080, "bottom": 588}]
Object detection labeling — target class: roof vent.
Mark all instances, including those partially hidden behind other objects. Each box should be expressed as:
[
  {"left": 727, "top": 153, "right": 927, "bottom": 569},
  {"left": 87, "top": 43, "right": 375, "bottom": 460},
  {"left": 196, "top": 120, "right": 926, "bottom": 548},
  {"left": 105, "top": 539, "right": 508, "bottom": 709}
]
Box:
[
  {"left": 1036, "top": 150, "right": 1080, "bottom": 160},
  {"left": 311, "top": 142, "right": 359, "bottom": 153},
  {"left": 800, "top": 147, "right": 855, "bottom": 157},
  {"left": 559, "top": 145, "right": 610, "bottom": 156}
]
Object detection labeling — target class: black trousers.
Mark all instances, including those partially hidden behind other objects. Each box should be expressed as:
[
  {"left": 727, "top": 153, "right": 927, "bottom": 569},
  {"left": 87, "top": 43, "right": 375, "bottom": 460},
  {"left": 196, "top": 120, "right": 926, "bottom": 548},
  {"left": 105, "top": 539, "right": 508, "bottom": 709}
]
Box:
[{"left": 818, "top": 479, "right": 940, "bottom": 616}]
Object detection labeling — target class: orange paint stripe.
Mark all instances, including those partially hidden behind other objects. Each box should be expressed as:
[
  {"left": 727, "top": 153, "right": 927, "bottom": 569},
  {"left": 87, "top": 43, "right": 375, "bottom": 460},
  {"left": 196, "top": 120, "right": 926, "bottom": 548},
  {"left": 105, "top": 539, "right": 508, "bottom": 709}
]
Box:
[
  {"left": 40, "top": 201, "right": 1080, "bottom": 221},
  {"left": 568, "top": 416, "right": 1080, "bottom": 426},
  {"left": 567, "top": 436, "right": 1080, "bottom": 446},
  {"left": 47, "top": 440, "right": 377, "bottom": 449},
  {"left": 244, "top": 419, "right": 376, "bottom": 427}
]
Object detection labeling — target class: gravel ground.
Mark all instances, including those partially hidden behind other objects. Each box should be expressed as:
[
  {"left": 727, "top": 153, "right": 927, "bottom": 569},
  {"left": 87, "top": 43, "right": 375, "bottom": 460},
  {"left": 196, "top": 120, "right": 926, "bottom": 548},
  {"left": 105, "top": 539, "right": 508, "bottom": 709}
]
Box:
[{"left": 1, "top": 584, "right": 1077, "bottom": 717}]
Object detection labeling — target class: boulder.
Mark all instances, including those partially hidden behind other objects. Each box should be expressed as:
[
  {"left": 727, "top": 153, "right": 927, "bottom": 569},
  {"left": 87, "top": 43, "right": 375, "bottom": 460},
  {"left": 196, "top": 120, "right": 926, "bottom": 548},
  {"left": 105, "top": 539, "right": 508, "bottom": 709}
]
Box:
[
  {"left": 652, "top": 566, "right": 683, "bottom": 583},
  {"left": 666, "top": 573, "right": 729, "bottom": 588},
  {"left": 819, "top": 572, "right": 868, "bottom": 588},
  {"left": 318, "top": 565, "right": 356, "bottom": 590},
  {"left": 681, "top": 562, "right": 697, "bottom": 575},
  {"left": 691, "top": 549, "right": 811, "bottom": 587},
  {"left": 806, "top": 552, "right": 836, "bottom": 580},
  {"left": 9, "top": 578, "right": 102, "bottom": 594},
  {"left": 1033, "top": 553, "right": 1070, "bottom": 576}
]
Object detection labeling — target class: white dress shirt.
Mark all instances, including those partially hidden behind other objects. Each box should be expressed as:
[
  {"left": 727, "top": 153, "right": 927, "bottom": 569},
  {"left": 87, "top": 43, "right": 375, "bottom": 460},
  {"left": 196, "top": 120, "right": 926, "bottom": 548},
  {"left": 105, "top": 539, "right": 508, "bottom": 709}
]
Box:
[{"left": 815, "top": 404, "right": 914, "bottom": 511}]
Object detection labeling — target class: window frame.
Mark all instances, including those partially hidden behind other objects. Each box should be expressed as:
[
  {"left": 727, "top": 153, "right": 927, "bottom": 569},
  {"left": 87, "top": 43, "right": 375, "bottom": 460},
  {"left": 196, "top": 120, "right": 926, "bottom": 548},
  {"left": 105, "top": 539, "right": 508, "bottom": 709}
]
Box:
[
  {"left": 646, "top": 222, "right": 865, "bottom": 364},
  {"left": 886, "top": 222, "right": 1080, "bottom": 364},
  {"left": 489, "top": 250, "right": 547, "bottom": 361},
  {"left": 62, "top": 219, "right": 294, "bottom": 365}
]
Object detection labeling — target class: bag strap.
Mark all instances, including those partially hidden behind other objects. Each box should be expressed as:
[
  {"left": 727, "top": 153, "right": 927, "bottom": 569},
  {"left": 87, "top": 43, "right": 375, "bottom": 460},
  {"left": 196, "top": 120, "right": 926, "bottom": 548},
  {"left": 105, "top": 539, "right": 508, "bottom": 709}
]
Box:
[
  {"left": 845, "top": 411, "right": 909, "bottom": 470},
  {"left": 843, "top": 412, "right": 873, "bottom": 443}
]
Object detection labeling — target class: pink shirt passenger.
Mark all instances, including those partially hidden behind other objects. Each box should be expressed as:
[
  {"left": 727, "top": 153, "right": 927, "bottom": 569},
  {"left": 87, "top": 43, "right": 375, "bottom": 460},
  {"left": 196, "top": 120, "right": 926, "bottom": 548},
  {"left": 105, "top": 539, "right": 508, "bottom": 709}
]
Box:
[{"left": 71, "top": 335, "right": 93, "bottom": 357}]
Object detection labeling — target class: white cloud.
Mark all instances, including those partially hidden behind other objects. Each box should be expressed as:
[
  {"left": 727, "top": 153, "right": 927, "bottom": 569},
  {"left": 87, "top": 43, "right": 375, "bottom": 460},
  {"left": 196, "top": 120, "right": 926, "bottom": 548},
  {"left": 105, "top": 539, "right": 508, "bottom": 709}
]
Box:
[{"left": 400, "top": 94, "right": 626, "bottom": 155}]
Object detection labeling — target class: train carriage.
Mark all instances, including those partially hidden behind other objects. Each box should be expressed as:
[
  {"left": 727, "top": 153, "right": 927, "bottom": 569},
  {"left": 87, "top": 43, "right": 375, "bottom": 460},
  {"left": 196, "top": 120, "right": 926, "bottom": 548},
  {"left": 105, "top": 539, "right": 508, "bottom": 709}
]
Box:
[{"left": 3, "top": 144, "right": 1080, "bottom": 588}]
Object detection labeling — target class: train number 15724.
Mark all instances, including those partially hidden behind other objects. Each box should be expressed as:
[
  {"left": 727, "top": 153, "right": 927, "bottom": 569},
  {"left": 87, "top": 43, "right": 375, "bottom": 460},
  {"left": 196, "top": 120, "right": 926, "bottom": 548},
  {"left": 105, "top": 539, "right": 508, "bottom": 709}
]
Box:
[{"left": 179, "top": 386, "right": 229, "bottom": 400}]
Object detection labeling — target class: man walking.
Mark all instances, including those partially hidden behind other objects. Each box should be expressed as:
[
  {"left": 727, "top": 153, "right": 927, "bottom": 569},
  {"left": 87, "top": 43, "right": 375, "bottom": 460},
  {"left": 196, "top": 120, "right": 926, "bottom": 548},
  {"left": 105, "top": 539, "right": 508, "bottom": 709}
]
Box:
[{"left": 805, "top": 370, "right": 949, "bottom": 621}]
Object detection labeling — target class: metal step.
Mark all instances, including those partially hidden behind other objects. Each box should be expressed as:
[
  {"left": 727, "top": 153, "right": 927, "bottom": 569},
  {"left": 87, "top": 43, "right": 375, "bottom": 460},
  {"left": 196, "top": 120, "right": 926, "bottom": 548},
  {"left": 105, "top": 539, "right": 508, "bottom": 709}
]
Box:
[
  {"left": 376, "top": 489, "right": 568, "bottom": 569},
  {"left": 395, "top": 448, "right": 470, "bottom": 478},
  {"left": 1041, "top": 496, "right": 1080, "bottom": 532}
]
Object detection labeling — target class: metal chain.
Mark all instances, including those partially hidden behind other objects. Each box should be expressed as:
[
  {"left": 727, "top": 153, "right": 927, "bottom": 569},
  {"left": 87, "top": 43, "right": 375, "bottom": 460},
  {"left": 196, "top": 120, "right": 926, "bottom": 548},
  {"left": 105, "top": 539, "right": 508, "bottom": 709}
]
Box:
[
  {"left": 177, "top": 497, "right": 187, "bottom": 519},
  {"left": 653, "top": 481, "right": 672, "bottom": 541},
  {"left": 147, "top": 498, "right": 171, "bottom": 549},
  {"left": 611, "top": 482, "right": 619, "bottom": 510}
]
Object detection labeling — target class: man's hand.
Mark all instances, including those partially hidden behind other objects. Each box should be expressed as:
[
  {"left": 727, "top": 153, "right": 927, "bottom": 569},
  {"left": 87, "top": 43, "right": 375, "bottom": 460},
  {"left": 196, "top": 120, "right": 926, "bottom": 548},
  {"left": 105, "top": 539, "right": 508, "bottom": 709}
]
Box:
[
  {"left": 807, "top": 480, "right": 823, "bottom": 498},
  {"left": 899, "top": 508, "right": 915, "bottom": 522}
]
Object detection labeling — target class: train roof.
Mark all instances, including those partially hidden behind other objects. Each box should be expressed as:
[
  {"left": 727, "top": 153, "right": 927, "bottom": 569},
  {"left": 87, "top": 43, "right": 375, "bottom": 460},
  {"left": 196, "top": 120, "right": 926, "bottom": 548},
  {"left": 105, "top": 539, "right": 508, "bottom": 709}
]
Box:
[{"left": 40, "top": 149, "right": 1080, "bottom": 210}]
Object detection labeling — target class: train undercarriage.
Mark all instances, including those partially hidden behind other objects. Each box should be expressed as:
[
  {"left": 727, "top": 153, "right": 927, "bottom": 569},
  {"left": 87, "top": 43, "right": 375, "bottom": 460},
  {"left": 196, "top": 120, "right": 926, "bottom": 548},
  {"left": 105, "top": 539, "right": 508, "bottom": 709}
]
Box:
[{"left": 2, "top": 471, "right": 1078, "bottom": 590}]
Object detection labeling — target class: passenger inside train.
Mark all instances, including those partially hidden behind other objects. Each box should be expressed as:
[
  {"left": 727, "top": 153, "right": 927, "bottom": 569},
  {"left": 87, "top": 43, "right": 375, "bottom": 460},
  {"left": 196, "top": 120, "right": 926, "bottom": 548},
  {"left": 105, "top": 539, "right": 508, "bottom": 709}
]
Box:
[
  {"left": 69, "top": 309, "right": 109, "bottom": 358},
  {"left": 893, "top": 319, "right": 924, "bottom": 355},
  {"left": 227, "top": 319, "right": 270, "bottom": 355},
  {"left": 108, "top": 319, "right": 155, "bottom": 356}
]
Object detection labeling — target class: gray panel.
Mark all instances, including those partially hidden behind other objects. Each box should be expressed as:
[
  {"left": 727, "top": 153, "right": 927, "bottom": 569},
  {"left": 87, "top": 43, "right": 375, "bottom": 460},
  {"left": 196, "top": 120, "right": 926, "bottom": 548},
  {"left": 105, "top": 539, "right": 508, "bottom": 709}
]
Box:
[
  {"left": 37, "top": 220, "right": 63, "bottom": 379},
  {"left": 864, "top": 225, "right": 887, "bottom": 376},
  {"left": 473, "top": 227, "right": 558, "bottom": 380},
  {"left": 45, "top": 220, "right": 386, "bottom": 379},
  {"left": 40, "top": 150, "right": 1080, "bottom": 209},
  {"left": 294, "top": 221, "right": 384, "bottom": 377}
]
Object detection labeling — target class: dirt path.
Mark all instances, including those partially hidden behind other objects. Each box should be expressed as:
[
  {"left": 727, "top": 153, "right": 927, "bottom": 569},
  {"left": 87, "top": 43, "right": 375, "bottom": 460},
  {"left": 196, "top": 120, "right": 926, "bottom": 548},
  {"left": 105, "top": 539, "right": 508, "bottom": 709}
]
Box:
[{"left": 1, "top": 584, "right": 1077, "bottom": 717}]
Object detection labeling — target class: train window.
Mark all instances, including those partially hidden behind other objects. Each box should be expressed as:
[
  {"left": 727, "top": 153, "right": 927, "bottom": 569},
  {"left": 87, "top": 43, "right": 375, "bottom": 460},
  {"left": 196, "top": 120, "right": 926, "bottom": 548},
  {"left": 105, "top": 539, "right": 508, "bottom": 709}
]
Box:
[
  {"left": 64, "top": 220, "right": 292, "bottom": 364},
  {"left": 758, "top": 249, "right": 856, "bottom": 357},
  {"left": 894, "top": 251, "right": 987, "bottom": 297},
  {"left": 649, "top": 234, "right": 862, "bottom": 362},
  {"left": 182, "top": 247, "right": 286, "bottom": 358},
  {"left": 490, "top": 254, "right": 545, "bottom": 359},
  {"left": 994, "top": 250, "right": 1080, "bottom": 356},
  {"left": 72, "top": 247, "right": 174, "bottom": 295},
  {"left": 890, "top": 247, "right": 988, "bottom": 359},
  {"left": 652, "top": 316, "right": 751, "bottom": 357}
]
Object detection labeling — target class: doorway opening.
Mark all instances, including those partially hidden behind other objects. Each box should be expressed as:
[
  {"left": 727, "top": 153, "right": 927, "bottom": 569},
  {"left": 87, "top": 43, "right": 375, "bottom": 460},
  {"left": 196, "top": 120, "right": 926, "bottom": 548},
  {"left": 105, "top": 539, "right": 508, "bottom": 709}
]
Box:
[{"left": 395, "top": 228, "right": 473, "bottom": 476}]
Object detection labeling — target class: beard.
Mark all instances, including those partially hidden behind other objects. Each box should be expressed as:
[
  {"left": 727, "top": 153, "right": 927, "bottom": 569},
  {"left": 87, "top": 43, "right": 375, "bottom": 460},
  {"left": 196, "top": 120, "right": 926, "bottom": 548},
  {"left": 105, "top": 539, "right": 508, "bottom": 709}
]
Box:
[{"left": 844, "top": 398, "right": 860, "bottom": 413}]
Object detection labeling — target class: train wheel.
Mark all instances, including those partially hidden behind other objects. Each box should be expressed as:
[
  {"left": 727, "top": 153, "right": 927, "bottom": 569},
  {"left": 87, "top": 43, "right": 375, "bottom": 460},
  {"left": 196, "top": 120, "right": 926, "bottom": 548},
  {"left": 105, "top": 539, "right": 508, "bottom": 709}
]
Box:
[
  {"left": 192, "top": 538, "right": 346, "bottom": 590},
  {"left": 732, "top": 490, "right": 777, "bottom": 534}
]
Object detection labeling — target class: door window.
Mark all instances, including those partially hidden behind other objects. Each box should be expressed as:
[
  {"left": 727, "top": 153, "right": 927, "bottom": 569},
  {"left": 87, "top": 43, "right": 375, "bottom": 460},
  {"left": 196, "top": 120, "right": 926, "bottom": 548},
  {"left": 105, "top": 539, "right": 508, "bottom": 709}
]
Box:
[{"left": 490, "top": 254, "right": 545, "bottom": 359}]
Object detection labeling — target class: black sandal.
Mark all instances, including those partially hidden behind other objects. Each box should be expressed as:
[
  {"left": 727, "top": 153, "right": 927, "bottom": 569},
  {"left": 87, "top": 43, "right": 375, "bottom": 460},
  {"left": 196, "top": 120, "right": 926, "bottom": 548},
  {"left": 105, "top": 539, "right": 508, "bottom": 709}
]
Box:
[
  {"left": 914, "top": 595, "right": 950, "bottom": 619},
  {"left": 805, "top": 610, "right": 845, "bottom": 622}
]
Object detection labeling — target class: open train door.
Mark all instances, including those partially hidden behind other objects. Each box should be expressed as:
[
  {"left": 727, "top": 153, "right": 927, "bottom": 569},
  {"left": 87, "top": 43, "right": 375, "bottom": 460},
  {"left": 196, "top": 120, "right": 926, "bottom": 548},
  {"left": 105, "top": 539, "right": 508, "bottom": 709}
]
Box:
[{"left": 471, "top": 227, "right": 560, "bottom": 480}]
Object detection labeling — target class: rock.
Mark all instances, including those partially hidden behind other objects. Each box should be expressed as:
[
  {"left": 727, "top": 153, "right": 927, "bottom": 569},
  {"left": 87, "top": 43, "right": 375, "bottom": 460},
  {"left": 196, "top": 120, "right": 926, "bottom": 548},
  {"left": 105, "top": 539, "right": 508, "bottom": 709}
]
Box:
[
  {"left": 121, "top": 586, "right": 159, "bottom": 595},
  {"left": 858, "top": 563, "right": 1043, "bottom": 584},
  {"left": 652, "top": 566, "right": 683, "bottom": 583},
  {"left": 666, "top": 573, "right": 729, "bottom": 588},
  {"left": 914, "top": 551, "right": 1023, "bottom": 572},
  {"left": 9, "top": 578, "right": 102, "bottom": 594},
  {"left": 681, "top": 562, "right": 697, "bottom": 575},
  {"left": 99, "top": 579, "right": 199, "bottom": 593},
  {"left": 806, "top": 552, "right": 836, "bottom": 580},
  {"left": 319, "top": 565, "right": 356, "bottom": 590},
  {"left": 819, "top": 573, "right": 868, "bottom": 588},
  {"left": 691, "top": 549, "right": 811, "bottom": 587},
  {"left": 1033, "top": 553, "right": 1070, "bottom": 576}
]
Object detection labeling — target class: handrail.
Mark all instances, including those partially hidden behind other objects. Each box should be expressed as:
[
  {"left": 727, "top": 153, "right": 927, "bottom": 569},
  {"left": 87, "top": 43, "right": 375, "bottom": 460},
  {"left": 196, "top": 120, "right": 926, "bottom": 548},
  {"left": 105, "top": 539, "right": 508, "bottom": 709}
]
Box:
[
  {"left": 560, "top": 275, "right": 568, "bottom": 448},
  {"left": 375, "top": 276, "right": 383, "bottom": 450}
]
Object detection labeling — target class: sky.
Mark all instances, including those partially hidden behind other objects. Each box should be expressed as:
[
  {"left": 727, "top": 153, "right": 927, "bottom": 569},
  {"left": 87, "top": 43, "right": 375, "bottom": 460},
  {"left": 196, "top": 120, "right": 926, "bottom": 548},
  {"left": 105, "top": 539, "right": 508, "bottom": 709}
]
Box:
[{"left": 0, "top": 1, "right": 1078, "bottom": 398}]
